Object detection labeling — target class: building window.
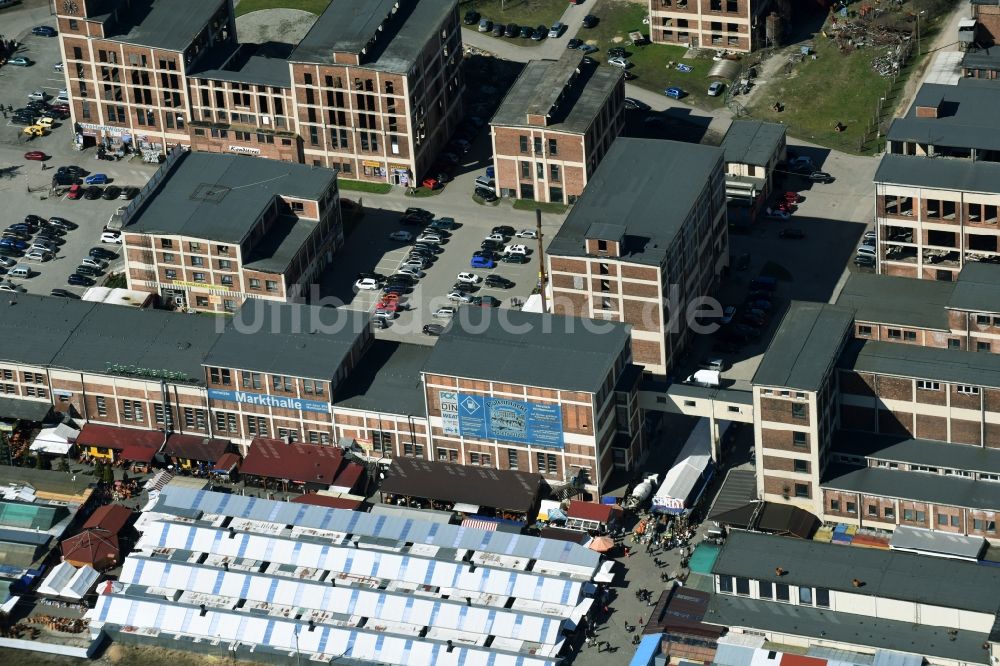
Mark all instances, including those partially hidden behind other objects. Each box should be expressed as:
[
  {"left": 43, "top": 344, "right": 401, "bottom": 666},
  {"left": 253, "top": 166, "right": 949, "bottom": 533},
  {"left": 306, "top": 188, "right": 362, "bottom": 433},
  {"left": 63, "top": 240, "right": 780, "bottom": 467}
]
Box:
[
  {"left": 884, "top": 506, "right": 895, "bottom": 519},
  {"left": 799, "top": 586, "right": 812, "bottom": 605},
  {"left": 915, "top": 510, "right": 926, "bottom": 522},
  {"left": 735, "top": 577, "right": 750, "bottom": 595},
  {"left": 775, "top": 583, "right": 790, "bottom": 602},
  {"left": 242, "top": 372, "right": 263, "bottom": 390},
  {"left": 277, "top": 428, "right": 299, "bottom": 443},
  {"left": 548, "top": 138, "right": 558, "bottom": 156},
  {"left": 791, "top": 403, "right": 806, "bottom": 419},
  {"left": 977, "top": 341, "right": 992, "bottom": 352},
  {"left": 759, "top": 580, "right": 772, "bottom": 599},
  {"left": 153, "top": 404, "right": 174, "bottom": 427},
  {"left": 536, "top": 452, "right": 557, "bottom": 473},
  {"left": 246, "top": 415, "right": 269, "bottom": 437},
  {"left": 794, "top": 483, "right": 809, "bottom": 498},
  {"left": 249, "top": 278, "right": 261, "bottom": 290},
  {"left": 718, "top": 576, "right": 733, "bottom": 593},
  {"left": 95, "top": 396, "right": 107, "bottom": 418},
  {"left": 272, "top": 375, "right": 293, "bottom": 392},
  {"left": 221, "top": 276, "right": 234, "bottom": 287},
  {"left": 266, "top": 280, "right": 278, "bottom": 292},
  {"left": 916, "top": 380, "right": 940, "bottom": 391},
  {"left": 191, "top": 256, "right": 205, "bottom": 267},
  {"left": 507, "top": 449, "right": 518, "bottom": 470},
  {"left": 210, "top": 368, "right": 232, "bottom": 385},
  {"left": 121, "top": 400, "right": 143, "bottom": 423},
  {"left": 974, "top": 519, "right": 996, "bottom": 531},
  {"left": 846, "top": 501, "right": 856, "bottom": 514},
  {"left": 948, "top": 339, "right": 961, "bottom": 349},
  {"left": 793, "top": 459, "right": 809, "bottom": 474},
  {"left": 957, "top": 385, "right": 980, "bottom": 395},
  {"left": 520, "top": 161, "right": 530, "bottom": 179},
  {"left": 815, "top": 588, "right": 830, "bottom": 607},
  {"left": 951, "top": 514, "right": 960, "bottom": 527},
  {"left": 792, "top": 432, "right": 807, "bottom": 447},
  {"left": 192, "top": 272, "right": 206, "bottom": 283},
  {"left": 830, "top": 499, "right": 840, "bottom": 511},
  {"left": 903, "top": 331, "right": 916, "bottom": 341},
  {"left": 219, "top": 259, "right": 232, "bottom": 270},
  {"left": 164, "top": 269, "right": 177, "bottom": 280},
  {"left": 887, "top": 329, "right": 901, "bottom": 339},
  {"left": 977, "top": 314, "right": 991, "bottom": 326},
  {"left": 550, "top": 164, "right": 560, "bottom": 182},
  {"left": 189, "top": 242, "right": 201, "bottom": 252},
  {"left": 903, "top": 509, "right": 913, "bottom": 521},
  {"left": 857, "top": 325, "right": 872, "bottom": 337},
  {"left": 161, "top": 239, "right": 173, "bottom": 249}
]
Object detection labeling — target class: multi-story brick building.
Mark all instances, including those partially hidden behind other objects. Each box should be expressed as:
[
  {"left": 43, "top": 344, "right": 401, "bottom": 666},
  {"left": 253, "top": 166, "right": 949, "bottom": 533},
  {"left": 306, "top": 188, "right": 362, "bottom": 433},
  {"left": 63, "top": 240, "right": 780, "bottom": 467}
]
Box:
[
  {"left": 647, "top": 0, "right": 773, "bottom": 51},
  {"left": 719, "top": 120, "right": 786, "bottom": 223},
  {"left": 876, "top": 80, "right": 1000, "bottom": 280},
  {"left": 57, "top": 0, "right": 464, "bottom": 184},
  {"left": 546, "top": 138, "right": 729, "bottom": 377},
  {"left": 121, "top": 150, "right": 342, "bottom": 313},
  {"left": 749, "top": 270, "right": 1000, "bottom": 542},
  {"left": 963, "top": 0, "right": 1000, "bottom": 80},
  {"left": 489, "top": 52, "right": 624, "bottom": 205}
]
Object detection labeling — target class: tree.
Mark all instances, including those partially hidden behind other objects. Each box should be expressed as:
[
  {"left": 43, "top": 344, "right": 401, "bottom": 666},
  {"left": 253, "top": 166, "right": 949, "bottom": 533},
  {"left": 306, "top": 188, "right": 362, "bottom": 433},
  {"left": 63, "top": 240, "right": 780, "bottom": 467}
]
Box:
[
  {"left": 58, "top": 456, "right": 70, "bottom": 473},
  {"left": 34, "top": 455, "right": 44, "bottom": 470},
  {"left": 102, "top": 463, "right": 115, "bottom": 485}
]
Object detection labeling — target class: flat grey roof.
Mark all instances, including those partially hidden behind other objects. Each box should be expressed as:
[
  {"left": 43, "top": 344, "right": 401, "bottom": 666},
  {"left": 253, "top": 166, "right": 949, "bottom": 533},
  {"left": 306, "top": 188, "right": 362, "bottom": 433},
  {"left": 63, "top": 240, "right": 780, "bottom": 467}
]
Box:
[
  {"left": 290, "top": 0, "right": 455, "bottom": 73},
  {"left": 707, "top": 468, "right": 757, "bottom": 520},
  {"left": 98, "top": 0, "right": 224, "bottom": 51},
  {"left": 0, "top": 294, "right": 217, "bottom": 384},
  {"left": 836, "top": 272, "right": 952, "bottom": 330},
  {"left": 333, "top": 340, "right": 432, "bottom": 417},
  {"left": 193, "top": 55, "right": 292, "bottom": 89},
  {"left": 714, "top": 530, "right": 1000, "bottom": 613},
  {"left": 243, "top": 215, "right": 320, "bottom": 275},
  {"left": 721, "top": 120, "right": 785, "bottom": 167},
  {"left": 962, "top": 48, "right": 1000, "bottom": 71},
  {"left": 887, "top": 78, "right": 1000, "bottom": 151},
  {"left": 125, "top": 152, "right": 335, "bottom": 244},
  {"left": 823, "top": 463, "right": 1000, "bottom": 513},
  {"left": 705, "top": 594, "right": 992, "bottom": 664},
  {"left": 204, "top": 301, "right": 370, "bottom": 381},
  {"left": 753, "top": 302, "right": 855, "bottom": 391},
  {"left": 948, "top": 263, "right": 1000, "bottom": 313},
  {"left": 874, "top": 153, "right": 1000, "bottom": 195},
  {"left": 491, "top": 55, "right": 622, "bottom": 135},
  {"left": 547, "top": 138, "right": 724, "bottom": 266},
  {"left": 842, "top": 339, "right": 1000, "bottom": 389},
  {"left": 0, "top": 397, "right": 52, "bottom": 422},
  {"left": 834, "top": 431, "right": 1000, "bottom": 475},
  {"left": 889, "top": 525, "right": 986, "bottom": 560},
  {"left": 422, "top": 309, "right": 630, "bottom": 393}
]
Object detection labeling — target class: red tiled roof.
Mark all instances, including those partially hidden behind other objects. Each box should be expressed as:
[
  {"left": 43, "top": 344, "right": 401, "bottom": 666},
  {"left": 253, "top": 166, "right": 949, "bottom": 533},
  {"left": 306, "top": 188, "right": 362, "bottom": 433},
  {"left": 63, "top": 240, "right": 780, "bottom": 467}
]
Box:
[
  {"left": 77, "top": 424, "right": 163, "bottom": 451},
  {"left": 61, "top": 529, "right": 120, "bottom": 567},
  {"left": 568, "top": 500, "right": 622, "bottom": 523},
  {"left": 161, "top": 434, "right": 229, "bottom": 463},
  {"left": 120, "top": 445, "right": 156, "bottom": 463},
  {"left": 212, "top": 452, "right": 241, "bottom": 472},
  {"left": 781, "top": 655, "right": 827, "bottom": 666},
  {"left": 83, "top": 504, "right": 132, "bottom": 535},
  {"left": 291, "top": 494, "right": 363, "bottom": 510},
  {"left": 241, "top": 438, "right": 357, "bottom": 486},
  {"left": 330, "top": 460, "right": 365, "bottom": 493}
]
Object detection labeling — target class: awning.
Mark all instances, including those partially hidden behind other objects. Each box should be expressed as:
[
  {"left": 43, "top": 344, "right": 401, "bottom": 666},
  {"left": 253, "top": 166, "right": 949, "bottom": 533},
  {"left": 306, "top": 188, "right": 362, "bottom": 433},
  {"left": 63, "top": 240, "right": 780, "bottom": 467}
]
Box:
[
  {"left": 0, "top": 397, "right": 52, "bottom": 422},
  {"left": 212, "top": 452, "right": 240, "bottom": 473},
  {"left": 120, "top": 446, "right": 156, "bottom": 463},
  {"left": 566, "top": 597, "right": 594, "bottom": 631},
  {"left": 453, "top": 502, "right": 480, "bottom": 514},
  {"left": 30, "top": 423, "right": 80, "bottom": 455},
  {"left": 461, "top": 518, "right": 498, "bottom": 532}
]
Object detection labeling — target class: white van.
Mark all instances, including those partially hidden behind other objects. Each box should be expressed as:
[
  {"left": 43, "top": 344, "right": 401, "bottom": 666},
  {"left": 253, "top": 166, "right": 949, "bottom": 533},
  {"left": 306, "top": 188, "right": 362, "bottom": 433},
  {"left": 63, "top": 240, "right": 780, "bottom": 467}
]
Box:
[{"left": 9, "top": 265, "right": 31, "bottom": 279}]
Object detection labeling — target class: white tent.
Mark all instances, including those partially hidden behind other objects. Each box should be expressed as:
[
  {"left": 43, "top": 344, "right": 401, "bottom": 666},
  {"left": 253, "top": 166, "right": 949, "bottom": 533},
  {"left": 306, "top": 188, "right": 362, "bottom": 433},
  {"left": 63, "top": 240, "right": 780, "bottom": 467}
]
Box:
[
  {"left": 38, "top": 561, "right": 99, "bottom": 600},
  {"left": 30, "top": 423, "right": 79, "bottom": 456}
]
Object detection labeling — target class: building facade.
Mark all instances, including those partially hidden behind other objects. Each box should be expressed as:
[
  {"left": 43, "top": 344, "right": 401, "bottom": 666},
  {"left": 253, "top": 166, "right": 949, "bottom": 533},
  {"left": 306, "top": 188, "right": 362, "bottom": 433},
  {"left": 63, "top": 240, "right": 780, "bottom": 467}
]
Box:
[
  {"left": 647, "top": 0, "right": 773, "bottom": 51},
  {"left": 56, "top": 0, "right": 465, "bottom": 184},
  {"left": 490, "top": 53, "right": 624, "bottom": 205},
  {"left": 121, "top": 151, "right": 342, "bottom": 313},
  {"left": 546, "top": 138, "right": 729, "bottom": 377}
]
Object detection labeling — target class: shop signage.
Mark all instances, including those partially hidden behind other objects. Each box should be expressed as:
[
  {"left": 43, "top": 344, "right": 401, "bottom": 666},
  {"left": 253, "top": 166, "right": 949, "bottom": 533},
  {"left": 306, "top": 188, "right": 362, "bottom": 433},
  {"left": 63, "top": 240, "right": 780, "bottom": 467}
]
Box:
[
  {"left": 77, "top": 122, "right": 127, "bottom": 135},
  {"left": 450, "top": 393, "right": 564, "bottom": 448},
  {"left": 172, "top": 280, "right": 230, "bottom": 291},
  {"left": 208, "top": 389, "right": 329, "bottom": 414},
  {"left": 229, "top": 145, "right": 261, "bottom": 155},
  {"left": 362, "top": 160, "right": 382, "bottom": 168},
  {"left": 105, "top": 363, "right": 192, "bottom": 383},
  {"left": 440, "top": 391, "right": 459, "bottom": 435}
]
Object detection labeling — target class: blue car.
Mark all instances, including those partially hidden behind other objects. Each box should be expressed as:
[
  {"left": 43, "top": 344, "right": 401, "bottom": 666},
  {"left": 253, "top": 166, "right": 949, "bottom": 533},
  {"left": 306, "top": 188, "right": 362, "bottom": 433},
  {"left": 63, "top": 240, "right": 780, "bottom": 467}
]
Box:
[
  {"left": 31, "top": 26, "right": 57, "bottom": 37},
  {"left": 471, "top": 255, "right": 496, "bottom": 269},
  {"left": 0, "top": 239, "right": 29, "bottom": 251},
  {"left": 664, "top": 87, "right": 685, "bottom": 99},
  {"left": 84, "top": 173, "right": 109, "bottom": 185}
]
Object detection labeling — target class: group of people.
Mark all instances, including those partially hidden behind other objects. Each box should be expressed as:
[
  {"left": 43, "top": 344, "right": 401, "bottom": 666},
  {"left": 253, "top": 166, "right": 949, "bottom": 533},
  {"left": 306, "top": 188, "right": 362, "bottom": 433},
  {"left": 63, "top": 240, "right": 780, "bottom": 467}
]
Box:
[{"left": 0, "top": 36, "right": 19, "bottom": 64}]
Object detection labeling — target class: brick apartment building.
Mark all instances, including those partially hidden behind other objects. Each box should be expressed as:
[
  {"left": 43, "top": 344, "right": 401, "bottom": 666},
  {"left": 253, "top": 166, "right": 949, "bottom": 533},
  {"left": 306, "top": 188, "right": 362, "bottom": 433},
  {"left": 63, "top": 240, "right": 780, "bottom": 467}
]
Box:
[
  {"left": 121, "top": 151, "right": 342, "bottom": 313},
  {"left": 489, "top": 52, "right": 624, "bottom": 205},
  {"left": 647, "top": 0, "right": 773, "bottom": 51},
  {"left": 876, "top": 80, "right": 1000, "bottom": 280},
  {"left": 749, "top": 267, "right": 1000, "bottom": 541},
  {"left": 963, "top": 0, "right": 1000, "bottom": 80},
  {"left": 546, "top": 138, "right": 729, "bottom": 377},
  {"left": 57, "top": 0, "right": 464, "bottom": 184}
]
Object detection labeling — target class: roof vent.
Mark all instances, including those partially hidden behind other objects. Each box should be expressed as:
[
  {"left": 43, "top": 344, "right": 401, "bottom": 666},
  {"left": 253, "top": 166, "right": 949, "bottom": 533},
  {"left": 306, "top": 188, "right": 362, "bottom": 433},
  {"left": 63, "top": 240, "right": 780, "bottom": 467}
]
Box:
[
  {"left": 177, "top": 342, "right": 191, "bottom": 350},
  {"left": 852, "top": 578, "right": 864, "bottom": 587},
  {"left": 775, "top": 567, "right": 785, "bottom": 576}
]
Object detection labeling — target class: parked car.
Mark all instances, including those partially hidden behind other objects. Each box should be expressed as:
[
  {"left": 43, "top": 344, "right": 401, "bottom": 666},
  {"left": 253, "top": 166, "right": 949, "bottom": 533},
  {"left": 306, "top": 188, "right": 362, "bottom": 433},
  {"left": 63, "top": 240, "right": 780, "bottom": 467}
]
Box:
[
  {"left": 608, "top": 46, "right": 627, "bottom": 58},
  {"left": 24, "top": 250, "right": 50, "bottom": 262},
  {"left": 707, "top": 81, "right": 725, "bottom": 96},
  {"left": 50, "top": 289, "right": 80, "bottom": 299},
  {"left": 567, "top": 38, "right": 582, "bottom": 50},
  {"left": 531, "top": 25, "right": 547, "bottom": 40},
  {"left": 75, "top": 265, "right": 101, "bottom": 277},
  {"left": 582, "top": 14, "right": 598, "bottom": 28},
  {"left": 808, "top": 171, "right": 834, "bottom": 183},
  {"left": 492, "top": 23, "right": 505, "bottom": 37},
  {"left": 478, "top": 18, "right": 493, "bottom": 32},
  {"left": 503, "top": 244, "right": 528, "bottom": 255},
  {"left": 463, "top": 10, "right": 480, "bottom": 24},
  {"left": 448, "top": 291, "right": 474, "bottom": 303},
  {"left": 475, "top": 187, "right": 498, "bottom": 202},
  {"left": 67, "top": 274, "right": 94, "bottom": 287},
  {"left": 433, "top": 306, "right": 456, "bottom": 319},
  {"left": 421, "top": 176, "right": 442, "bottom": 190},
  {"left": 48, "top": 217, "right": 77, "bottom": 231},
  {"left": 549, "top": 22, "right": 565, "bottom": 37},
  {"left": 854, "top": 254, "right": 875, "bottom": 267},
  {"left": 504, "top": 23, "right": 519, "bottom": 38},
  {"left": 664, "top": 87, "right": 685, "bottom": 99},
  {"left": 470, "top": 255, "right": 496, "bottom": 269},
  {"left": 514, "top": 228, "right": 537, "bottom": 239},
  {"left": 397, "top": 266, "right": 424, "bottom": 278},
  {"left": 24, "top": 151, "right": 47, "bottom": 161},
  {"left": 607, "top": 57, "right": 630, "bottom": 69},
  {"left": 80, "top": 257, "right": 107, "bottom": 270},
  {"left": 456, "top": 272, "right": 482, "bottom": 284},
  {"left": 0, "top": 282, "right": 25, "bottom": 293},
  {"left": 100, "top": 231, "right": 122, "bottom": 244},
  {"left": 84, "top": 173, "right": 109, "bottom": 185},
  {"left": 119, "top": 186, "right": 139, "bottom": 200},
  {"left": 474, "top": 174, "right": 496, "bottom": 192},
  {"left": 429, "top": 217, "right": 457, "bottom": 230},
  {"left": 500, "top": 253, "right": 529, "bottom": 264},
  {"left": 84, "top": 186, "right": 103, "bottom": 200},
  {"left": 519, "top": 25, "right": 533, "bottom": 39},
  {"left": 417, "top": 232, "right": 446, "bottom": 244},
  {"left": 484, "top": 275, "right": 513, "bottom": 289},
  {"left": 623, "top": 97, "right": 650, "bottom": 111},
  {"left": 89, "top": 247, "right": 116, "bottom": 260},
  {"left": 778, "top": 228, "right": 805, "bottom": 239},
  {"left": 389, "top": 230, "right": 413, "bottom": 242},
  {"left": 8, "top": 57, "right": 33, "bottom": 67},
  {"left": 423, "top": 324, "right": 446, "bottom": 336},
  {"left": 470, "top": 295, "right": 501, "bottom": 307},
  {"left": 67, "top": 185, "right": 83, "bottom": 200},
  {"left": 578, "top": 44, "right": 598, "bottom": 54},
  {"left": 102, "top": 186, "right": 122, "bottom": 200},
  {"left": 32, "top": 25, "right": 57, "bottom": 36},
  {"left": 0, "top": 239, "right": 29, "bottom": 251}
]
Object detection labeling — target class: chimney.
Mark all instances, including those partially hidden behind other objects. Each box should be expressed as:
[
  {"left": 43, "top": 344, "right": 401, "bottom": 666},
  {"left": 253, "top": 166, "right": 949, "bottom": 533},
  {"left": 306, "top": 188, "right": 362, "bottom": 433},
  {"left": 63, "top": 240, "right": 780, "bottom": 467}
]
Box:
[
  {"left": 775, "top": 567, "right": 784, "bottom": 576},
  {"left": 852, "top": 578, "right": 864, "bottom": 587}
]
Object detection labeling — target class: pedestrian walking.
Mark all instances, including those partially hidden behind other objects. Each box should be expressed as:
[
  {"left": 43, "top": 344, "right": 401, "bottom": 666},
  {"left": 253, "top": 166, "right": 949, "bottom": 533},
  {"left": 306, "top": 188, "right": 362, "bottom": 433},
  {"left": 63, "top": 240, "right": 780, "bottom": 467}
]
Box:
[{"left": 624, "top": 546, "right": 631, "bottom": 558}]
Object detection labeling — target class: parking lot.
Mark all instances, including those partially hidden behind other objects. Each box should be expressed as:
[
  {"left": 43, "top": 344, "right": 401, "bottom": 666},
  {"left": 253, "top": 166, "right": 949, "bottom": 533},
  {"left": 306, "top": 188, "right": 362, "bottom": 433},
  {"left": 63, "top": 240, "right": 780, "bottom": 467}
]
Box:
[
  {"left": 0, "top": 20, "right": 158, "bottom": 297},
  {"left": 317, "top": 203, "right": 547, "bottom": 343}
]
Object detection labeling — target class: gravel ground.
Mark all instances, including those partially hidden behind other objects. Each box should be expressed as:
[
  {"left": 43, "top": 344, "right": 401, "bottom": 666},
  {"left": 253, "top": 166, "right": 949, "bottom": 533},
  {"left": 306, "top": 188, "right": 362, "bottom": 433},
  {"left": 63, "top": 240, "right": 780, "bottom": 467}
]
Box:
[{"left": 234, "top": 9, "right": 318, "bottom": 44}]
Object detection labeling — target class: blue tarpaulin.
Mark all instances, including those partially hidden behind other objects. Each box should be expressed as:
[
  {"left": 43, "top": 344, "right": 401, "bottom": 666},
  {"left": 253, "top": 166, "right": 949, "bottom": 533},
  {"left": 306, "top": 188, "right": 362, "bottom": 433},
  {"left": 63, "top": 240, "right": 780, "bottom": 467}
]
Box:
[{"left": 629, "top": 633, "right": 662, "bottom": 666}]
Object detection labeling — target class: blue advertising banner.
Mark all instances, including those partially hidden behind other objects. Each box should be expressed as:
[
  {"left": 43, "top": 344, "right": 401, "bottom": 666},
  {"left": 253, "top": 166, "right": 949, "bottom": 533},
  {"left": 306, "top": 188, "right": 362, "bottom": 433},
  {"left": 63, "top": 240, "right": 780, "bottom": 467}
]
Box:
[
  {"left": 207, "top": 389, "right": 329, "bottom": 414},
  {"left": 456, "top": 393, "right": 564, "bottom": 448}
]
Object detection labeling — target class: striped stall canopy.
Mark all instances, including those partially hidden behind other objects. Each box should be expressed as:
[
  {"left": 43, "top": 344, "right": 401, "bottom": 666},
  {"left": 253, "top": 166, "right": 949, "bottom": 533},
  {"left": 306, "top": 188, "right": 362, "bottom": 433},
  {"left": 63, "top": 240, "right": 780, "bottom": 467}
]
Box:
[{"left": 461, "top": 518, "right": 498, "bottom": 532}]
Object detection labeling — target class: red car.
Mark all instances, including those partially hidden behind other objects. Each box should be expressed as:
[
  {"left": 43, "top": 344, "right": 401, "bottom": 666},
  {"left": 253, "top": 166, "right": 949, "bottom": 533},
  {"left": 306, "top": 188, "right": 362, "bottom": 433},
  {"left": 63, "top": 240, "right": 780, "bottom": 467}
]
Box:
[
  {"left": 784, "top": 191, "right": 802, "bottom": 203},
  {"left": 421, "top": 177, "right": 442, "bottom": 190},
  {"left": 67, "top": 184, "right": 83, "bottom": 200},
  {"left": 24, "top": 151, "right": 47, "bottom": 161},
  {"left": 376, "top": 300, "right": 398, "bottom": 312},
  {"left": 777, "top": 200, "right": 796, "bottom": 213}
]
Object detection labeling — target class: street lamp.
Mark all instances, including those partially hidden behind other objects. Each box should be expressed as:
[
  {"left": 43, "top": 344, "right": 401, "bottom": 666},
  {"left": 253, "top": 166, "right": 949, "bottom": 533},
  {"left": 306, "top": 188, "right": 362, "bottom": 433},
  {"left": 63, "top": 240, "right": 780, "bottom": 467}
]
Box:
[{"left": 916, "top": 10, "right": 926, "bottom": 56}]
